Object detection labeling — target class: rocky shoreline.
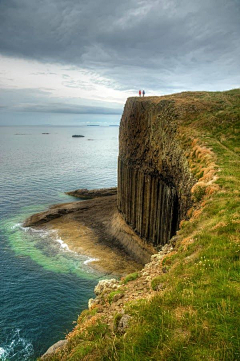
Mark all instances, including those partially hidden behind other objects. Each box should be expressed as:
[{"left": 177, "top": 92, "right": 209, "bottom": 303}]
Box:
[{"left": 24, "top": 188, "right": 154, "bottom": 276}]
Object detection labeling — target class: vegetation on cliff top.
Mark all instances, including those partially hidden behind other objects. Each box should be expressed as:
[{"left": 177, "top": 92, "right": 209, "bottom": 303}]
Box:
[{"left": 42, "top": 89, "right": 239, "bottom": 361}]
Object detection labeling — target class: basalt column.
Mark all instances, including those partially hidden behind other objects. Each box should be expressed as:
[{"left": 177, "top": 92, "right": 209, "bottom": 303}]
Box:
[
  {"left": 118, "top": 160, "right": 178, "bottom": 246},
  {"left": 118, "top": 97, "right": 196, "bottom": 248}
]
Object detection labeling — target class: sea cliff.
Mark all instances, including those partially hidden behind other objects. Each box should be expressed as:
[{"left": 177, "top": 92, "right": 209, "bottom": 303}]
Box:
[
  {"left": 40, "top": 89, "right": 239, "bottom": 360},
  {"left": 118, "top": 96, "right": 196, "bottom": 246}
]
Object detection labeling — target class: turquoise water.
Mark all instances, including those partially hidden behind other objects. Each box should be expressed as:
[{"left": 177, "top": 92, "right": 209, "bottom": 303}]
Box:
[{"left": 0, "top": 126, "right": 119, "bottom": 360}]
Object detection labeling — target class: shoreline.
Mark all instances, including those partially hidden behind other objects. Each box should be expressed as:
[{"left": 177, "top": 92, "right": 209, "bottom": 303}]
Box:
[{"left": 24, "top": 189, "right": 155, "bottom": 277}]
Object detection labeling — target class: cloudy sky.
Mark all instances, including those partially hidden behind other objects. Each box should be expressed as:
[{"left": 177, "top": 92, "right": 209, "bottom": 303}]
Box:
[{"left": 0, "top": 0, "right": 239, "bottom": 125}]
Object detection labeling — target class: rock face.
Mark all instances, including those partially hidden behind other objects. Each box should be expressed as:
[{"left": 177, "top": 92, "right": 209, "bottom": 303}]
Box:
[{"left": 118, "top": 97, "right": 196, "bottom": 247}]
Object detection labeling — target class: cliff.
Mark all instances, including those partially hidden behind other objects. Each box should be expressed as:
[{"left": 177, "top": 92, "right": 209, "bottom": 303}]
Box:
[
  {"left": 118, "top": 96, "right": 197, "bottom": 246},
  {"left": 41, "top": 89, "right": 240, "bottom": 361}
]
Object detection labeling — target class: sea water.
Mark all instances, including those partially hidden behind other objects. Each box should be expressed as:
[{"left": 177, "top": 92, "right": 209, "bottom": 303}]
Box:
[{"left": 0, "top": 125, "right": 119, "bottom": 360}]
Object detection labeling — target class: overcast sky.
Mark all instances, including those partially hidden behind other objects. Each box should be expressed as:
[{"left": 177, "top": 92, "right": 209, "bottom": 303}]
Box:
[{"left": 0, "top": 0, "right": 239, "bottom": 125}]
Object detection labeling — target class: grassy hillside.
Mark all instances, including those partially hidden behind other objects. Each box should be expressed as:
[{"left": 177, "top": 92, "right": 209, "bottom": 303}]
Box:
[{"left": 42, "top": 89, "right": 240, "bottom": 361}]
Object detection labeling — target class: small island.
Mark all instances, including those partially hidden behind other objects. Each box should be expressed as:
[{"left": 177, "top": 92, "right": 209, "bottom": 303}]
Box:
[{"left": 72, "top": 135, "right": 84, "bottom": 138}]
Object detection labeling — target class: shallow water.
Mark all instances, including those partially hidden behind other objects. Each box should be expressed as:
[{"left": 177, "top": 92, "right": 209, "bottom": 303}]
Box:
[{"left": 0, "top": 125, "right": 118, "bottom": 360}]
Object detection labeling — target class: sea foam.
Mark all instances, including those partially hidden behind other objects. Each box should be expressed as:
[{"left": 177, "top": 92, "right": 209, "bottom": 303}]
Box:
[
  {"left": 55, "top": 237, "right": 70, "bottom": 251},
  {"left": 83, "top": 257, "right": 99, "bottom": 265},
  {"left": 0, "top": 329, "right": 33, "bottom": 361}
]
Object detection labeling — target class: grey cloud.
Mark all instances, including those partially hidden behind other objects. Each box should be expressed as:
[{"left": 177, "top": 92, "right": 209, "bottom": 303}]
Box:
[
  {"left": 0, "top": 88, "right": 123, "bottom": 114},
  {"left": 31, "top": 71, "right": 57, "bottom": 75},
  {"left": 0, "top": 0, "right": 240, "bottom": 91},
  {"left": 16, "top": 103, "right": 123, "bottom": 115},
  {"left": 62, "top": 80, "right": 95, "bottom": 91},
  {"left": 0, "top": 88, "right": 52, "bottom": 105}
]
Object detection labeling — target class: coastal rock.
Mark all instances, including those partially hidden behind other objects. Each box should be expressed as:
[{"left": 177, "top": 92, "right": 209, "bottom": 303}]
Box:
[
  {"left": 94, "top": 279, "right": 119, "bottom": 296},
  {"left": 23, "top": 189, "right": 117, "bottom": 227},
  {"left": 42, "top": 339, "right": 67, "bottom": 358},
  {"left": 66, "top": 187, "right": 117, "bottom": 199},
  {"left": 23, "top": 201, "right": 83, "bottom": 227}
]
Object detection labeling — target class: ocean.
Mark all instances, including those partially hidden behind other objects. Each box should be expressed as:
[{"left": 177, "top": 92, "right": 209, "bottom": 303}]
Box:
[{"left": 0, "top": 125, "right": 119, "bottom": 360}]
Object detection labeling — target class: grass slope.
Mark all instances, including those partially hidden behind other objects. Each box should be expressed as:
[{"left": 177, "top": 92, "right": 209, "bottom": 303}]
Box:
[{"left": 43, "top": 89, "right": 240, "bottom": 361}]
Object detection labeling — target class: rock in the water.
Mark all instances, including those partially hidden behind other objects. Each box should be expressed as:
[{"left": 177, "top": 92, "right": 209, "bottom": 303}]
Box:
[
  {"left": 66, "top": 187, "right": 117, "bottom": 199},
  {"left": 72, "top": 134, "right": 84, "bottom": 137}
]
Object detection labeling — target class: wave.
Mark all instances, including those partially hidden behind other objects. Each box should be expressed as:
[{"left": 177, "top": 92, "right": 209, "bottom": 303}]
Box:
[
  {"left": 10, "top": 223, "right": 23, "bottom": 230},
  {"left": 11, "top": 223, "right": 30, "bottom": 233},
  {"left": 0, "top": 329, "right": 33, "bottom": 361},
  {"left": 55, "top": 237, "right": 70, "bottom": 251},
  {"left": 83, "top": 257, "right": 99, "bottom": 265},
  {"left": 8, "top": 222, "right": 100, "bottom": 276},
  {"left": 11, "top": 223, "right": 73, "bottom": 253}
]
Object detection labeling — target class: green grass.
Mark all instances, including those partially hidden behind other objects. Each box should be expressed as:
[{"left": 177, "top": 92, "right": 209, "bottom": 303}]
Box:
[
  {"left": 108, "top": 290, "right": 124, "bottom": 303},
  {"left": 43, "top": 89, "right": 240, "bottom": 361},
  {"left": 151, "top": 276, "right": 166, "bottom": 291},
  {"left": 122, "top": 272, "right": 139, "bottom": 285}
]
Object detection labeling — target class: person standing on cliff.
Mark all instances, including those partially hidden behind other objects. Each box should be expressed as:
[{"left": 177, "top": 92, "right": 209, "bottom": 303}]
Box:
[
  {"left": 143, "top": 90, "right": 145, "bottom": 97},
  {"left": 139, "top": 90, "right": 141, "bottom": 97}
]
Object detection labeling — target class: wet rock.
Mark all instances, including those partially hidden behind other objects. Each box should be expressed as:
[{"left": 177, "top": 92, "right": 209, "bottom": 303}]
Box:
[{"left": 66, "top": 187, "right": 117, "bottom": 199}]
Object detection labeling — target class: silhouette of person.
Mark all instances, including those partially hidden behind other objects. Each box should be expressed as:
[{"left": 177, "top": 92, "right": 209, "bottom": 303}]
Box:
[
  {"left": 139, "top": 90, "right": 141, "bottom": 97},
  {"left": 143, "top": 90, "right": 145, "bottom": 97}
]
